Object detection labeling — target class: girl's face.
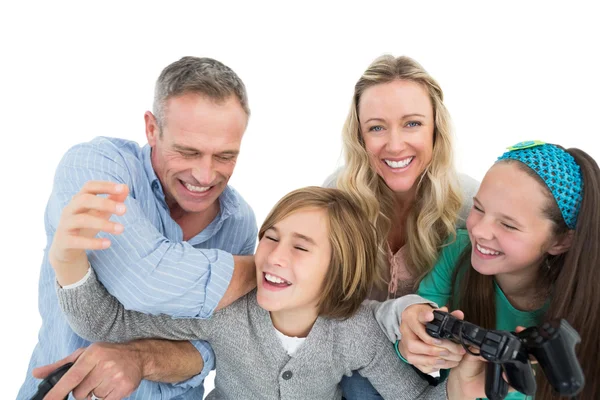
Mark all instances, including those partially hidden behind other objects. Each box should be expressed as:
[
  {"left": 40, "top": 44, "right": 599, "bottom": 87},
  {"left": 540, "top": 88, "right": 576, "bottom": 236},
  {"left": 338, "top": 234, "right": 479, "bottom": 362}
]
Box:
[
  {"left": 466, "top": 162, "right": 568, "bottom": 281},
  {"left": 359, "top": 80, "right": 435, "bottom": 199},
  {"left": 255, "top": 208, "right": 331, "bottom": 314}
]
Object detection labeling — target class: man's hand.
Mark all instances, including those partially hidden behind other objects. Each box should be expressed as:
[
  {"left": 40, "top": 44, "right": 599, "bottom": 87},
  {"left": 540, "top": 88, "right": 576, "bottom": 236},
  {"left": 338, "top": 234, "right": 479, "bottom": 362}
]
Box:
[
  {"left": 398, "top": 305, "right": 466, "bottom": 373},
  {"left": 33, "top": 342, "right": 143, "bottom": 400},
  {"left": 32, "top": 340, "right": 203, "bottom": 400}
]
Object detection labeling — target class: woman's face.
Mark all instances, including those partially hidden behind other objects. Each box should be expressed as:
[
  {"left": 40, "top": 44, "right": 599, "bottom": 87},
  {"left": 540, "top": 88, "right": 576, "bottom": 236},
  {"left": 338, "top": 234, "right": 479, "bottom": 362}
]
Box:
[
  {"left": 255, "top": 208, "right": 331, "bottom": 314},
  {"left": 359, "top": 80, "right": 435, "bottom": 198}
]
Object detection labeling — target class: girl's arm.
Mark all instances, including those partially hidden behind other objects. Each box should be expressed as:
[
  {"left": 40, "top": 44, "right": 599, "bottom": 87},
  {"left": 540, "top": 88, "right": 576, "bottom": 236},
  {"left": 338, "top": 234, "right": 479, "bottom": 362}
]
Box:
[
  {"left": 57, "top": 267, "right": 214, "bottom": 342},
  {"left": 365, "top": 295, "right": 439, "bottom": 343},
  {"left": 395, "top": 231, "right": 472, "bottom": 373}
]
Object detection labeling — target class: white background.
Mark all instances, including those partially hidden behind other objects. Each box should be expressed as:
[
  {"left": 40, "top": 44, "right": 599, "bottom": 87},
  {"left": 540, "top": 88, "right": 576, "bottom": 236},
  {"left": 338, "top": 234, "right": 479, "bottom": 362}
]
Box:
[{"left": 2, "top": 1, "right": 599, "bottom": 398}]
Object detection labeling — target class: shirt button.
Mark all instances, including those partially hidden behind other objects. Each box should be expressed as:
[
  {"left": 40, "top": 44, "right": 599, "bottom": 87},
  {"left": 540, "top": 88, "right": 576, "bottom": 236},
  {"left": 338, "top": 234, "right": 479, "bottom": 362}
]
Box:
[{"left": 282, "top": 371, "right": 293, "bottom": 380}]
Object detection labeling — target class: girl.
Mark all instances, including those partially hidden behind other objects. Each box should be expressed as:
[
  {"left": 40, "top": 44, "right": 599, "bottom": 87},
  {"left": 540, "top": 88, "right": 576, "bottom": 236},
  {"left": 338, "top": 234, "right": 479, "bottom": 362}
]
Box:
[
  {"left": 48, "top": 184, "right": 489, "bottom": 400},
  {"left": 393, "top": 142, "right": 600, "bottom": 399}
]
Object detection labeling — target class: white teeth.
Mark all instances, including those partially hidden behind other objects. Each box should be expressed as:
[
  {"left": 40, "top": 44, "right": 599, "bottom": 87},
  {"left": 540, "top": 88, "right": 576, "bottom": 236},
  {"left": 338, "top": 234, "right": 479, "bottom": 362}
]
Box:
[
  {"left": 265, "top": 273, "right": 290, "bottom": 285},
  {"left": 476, "top": 243, "right": 500, "bottom": 255},
  {"left": 184, "top": 182, "right": 211, "bottom": 192},
  {"left": 384, "top": 157, "right": 414, "bottom": 169}
]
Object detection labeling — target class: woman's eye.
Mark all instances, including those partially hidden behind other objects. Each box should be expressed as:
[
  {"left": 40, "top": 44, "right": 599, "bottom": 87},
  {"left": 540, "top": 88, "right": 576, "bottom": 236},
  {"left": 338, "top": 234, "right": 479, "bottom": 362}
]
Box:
[
  {"left": 406, "top": 121, "right": 422, "bottom": 128},
  {"left": 368, "top": 125, "right": 384, "bottom": 132},
  {"left": 294, "top": 246, "right": 308, "bottom": 252}
]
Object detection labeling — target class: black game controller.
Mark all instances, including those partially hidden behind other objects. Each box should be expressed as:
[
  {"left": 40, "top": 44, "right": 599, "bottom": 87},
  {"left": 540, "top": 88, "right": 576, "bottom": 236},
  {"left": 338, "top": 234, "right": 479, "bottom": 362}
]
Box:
[
  {"left": 30, "top": 362, "right": 73, "bottom": 400},
  {"left": 426, "top": 311, "right": 584, "bottom": 400}
]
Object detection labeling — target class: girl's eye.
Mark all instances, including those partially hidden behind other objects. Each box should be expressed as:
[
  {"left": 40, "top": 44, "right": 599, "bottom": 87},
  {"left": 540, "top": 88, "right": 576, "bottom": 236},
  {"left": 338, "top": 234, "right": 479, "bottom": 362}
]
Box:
[
  {"left": 406, "top": 121, "right": 422, "bottom": 128},
  {"left": 473, "top": 205, "right": 483, "bottom": 213},
  {"left": 294, "top": 246, "right": 308, "bottom": 252},
  {"left": 368, "top": 125, "right": 384, "bottom": 132},
  {"left": 502, "top": 223, "right": 518, "bottom": 231},
  {"left": 265, "top": 236, "right": 278, "bottom": 242}
]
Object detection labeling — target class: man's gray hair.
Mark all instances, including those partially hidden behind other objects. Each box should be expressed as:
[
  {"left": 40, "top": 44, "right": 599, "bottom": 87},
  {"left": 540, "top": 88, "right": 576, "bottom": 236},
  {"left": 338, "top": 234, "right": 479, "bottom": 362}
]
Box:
[{"left": 153, "top": 56, "right": 250, "bottom": 129}]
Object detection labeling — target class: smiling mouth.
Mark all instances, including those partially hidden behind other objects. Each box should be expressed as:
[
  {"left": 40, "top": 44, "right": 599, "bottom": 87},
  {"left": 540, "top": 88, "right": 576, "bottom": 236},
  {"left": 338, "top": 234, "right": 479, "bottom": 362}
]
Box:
[
  {"left": 475, "top": 243, "right": 503, "bottom": 256},
  {"left": 383, "top": 157, "right": 414, "bottom": 169},
  {"left": 263, "top": 272, "right": 292, "bottom": 288},
  {"left": 180, "top": 180, "right": 214, "bottom": 194}
]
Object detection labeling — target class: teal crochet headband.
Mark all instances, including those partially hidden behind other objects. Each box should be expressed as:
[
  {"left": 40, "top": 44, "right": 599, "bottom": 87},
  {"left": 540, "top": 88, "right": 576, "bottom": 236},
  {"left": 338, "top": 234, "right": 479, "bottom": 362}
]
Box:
[{"left": 497, "top": 141, "right": 583, "bottom": 229}]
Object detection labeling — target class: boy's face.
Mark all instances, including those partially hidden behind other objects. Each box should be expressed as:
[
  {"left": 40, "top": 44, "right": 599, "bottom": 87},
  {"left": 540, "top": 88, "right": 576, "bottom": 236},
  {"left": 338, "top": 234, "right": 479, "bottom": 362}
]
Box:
[{"left": 255, "top": 208, "right": 331, "bottom": 315}]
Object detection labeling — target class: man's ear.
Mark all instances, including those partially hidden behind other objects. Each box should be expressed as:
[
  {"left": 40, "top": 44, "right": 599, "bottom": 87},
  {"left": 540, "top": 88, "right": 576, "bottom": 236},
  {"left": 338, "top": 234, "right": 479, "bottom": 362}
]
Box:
[
  {"left": 144, "top": 111, "right": 160, "bottom": 147},
  {"left": 547, "top": 230, "right": 574, "bottom": 255}
]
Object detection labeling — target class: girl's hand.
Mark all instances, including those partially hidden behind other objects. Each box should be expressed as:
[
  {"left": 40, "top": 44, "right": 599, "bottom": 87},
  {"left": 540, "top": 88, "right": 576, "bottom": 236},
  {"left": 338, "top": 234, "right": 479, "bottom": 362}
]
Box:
[
  {"left": 49, "top": 181, "right": 128, "bottom": 286},
  {"left": 447, "top": 352, "right": 488, "bottom": 399},
  {"left": 398, "top": 305, "right": 466, "bottom": 373}
]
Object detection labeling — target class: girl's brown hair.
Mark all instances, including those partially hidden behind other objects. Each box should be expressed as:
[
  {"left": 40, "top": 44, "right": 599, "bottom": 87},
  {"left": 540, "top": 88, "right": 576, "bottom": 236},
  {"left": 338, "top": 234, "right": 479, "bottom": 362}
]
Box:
[{"left": 451, "top": 147, "right": 599, "bottom": 399}]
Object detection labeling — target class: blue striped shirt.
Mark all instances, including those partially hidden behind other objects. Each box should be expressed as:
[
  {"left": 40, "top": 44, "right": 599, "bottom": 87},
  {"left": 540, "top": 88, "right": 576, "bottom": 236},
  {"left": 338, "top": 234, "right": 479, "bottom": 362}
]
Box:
[{"left": 18, "top": 137, "right": 258, "bottom": 400}]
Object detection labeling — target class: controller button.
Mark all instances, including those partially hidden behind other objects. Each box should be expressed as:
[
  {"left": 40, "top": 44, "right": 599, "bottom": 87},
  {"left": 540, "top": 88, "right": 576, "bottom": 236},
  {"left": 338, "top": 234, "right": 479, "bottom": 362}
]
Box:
[
  {"left": 542, "top": 322, "right": 551, "bottom": 330},
  {"left": 486, "top": 332, "right": 502, "bottom": 343},
  {"left": 481, "top": 343, "right": 498, "bottom": 356},
  {"left": 535, "top": 336, "right": 544, "bottom": 344}
]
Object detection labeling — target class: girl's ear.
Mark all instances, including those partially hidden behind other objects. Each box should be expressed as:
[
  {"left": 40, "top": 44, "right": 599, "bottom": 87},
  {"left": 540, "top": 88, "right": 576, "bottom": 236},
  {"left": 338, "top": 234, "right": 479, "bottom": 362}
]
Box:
[{"left": 547, "top": 230, "right": 574, "bottom": 255}]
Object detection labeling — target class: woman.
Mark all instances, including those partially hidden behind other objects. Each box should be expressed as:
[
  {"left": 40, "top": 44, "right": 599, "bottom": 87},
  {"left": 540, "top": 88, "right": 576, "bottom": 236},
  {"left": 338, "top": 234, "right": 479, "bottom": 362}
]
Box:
[{"left": 325, "top": 55, "right": 479, "bottom": 398}]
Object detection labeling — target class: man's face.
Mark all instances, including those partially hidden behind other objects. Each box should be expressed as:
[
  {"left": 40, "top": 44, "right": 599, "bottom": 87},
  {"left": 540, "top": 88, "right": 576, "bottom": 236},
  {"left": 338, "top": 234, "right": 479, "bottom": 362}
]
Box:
[{"left": 145, "top": 92, "right": 248, "bottom": 214}]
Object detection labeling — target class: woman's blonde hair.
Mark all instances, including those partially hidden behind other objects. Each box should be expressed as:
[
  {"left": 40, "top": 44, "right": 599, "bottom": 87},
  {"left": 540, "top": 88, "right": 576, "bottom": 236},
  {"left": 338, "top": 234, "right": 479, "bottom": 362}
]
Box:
[
  {"left": 259, "top": 187, "right": 378, "bottom": 319},
  {"left": 337, "top": 55, "right": 462, "bottom": 288}
]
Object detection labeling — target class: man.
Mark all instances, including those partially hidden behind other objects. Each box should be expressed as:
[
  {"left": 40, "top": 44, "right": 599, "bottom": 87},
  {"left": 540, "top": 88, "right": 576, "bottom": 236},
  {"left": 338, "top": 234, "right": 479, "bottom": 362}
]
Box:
[{"left": 18, "top": 56, "right": 257, "bottom": 400}]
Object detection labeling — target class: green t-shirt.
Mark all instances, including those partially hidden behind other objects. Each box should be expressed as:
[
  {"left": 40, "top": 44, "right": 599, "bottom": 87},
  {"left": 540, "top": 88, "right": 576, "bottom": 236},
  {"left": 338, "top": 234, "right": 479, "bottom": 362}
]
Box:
[{"left": 417, "top": 229, "right": 547, "bottom": 400}]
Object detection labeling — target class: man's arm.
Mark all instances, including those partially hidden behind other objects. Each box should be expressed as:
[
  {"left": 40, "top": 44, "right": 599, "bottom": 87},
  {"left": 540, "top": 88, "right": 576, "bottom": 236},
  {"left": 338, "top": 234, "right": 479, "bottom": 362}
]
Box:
[
  {"left": 34, "top": 340, "right": 203, "bottom": 400},
  {"left": 49, "top": 142, "right": 256, "bottom": 317},
  {"left": 136, "top": 339, "right": 204, "bottom": 383},
  {"left": 217, "top": 255, "right": 255, "bottom": 310}
]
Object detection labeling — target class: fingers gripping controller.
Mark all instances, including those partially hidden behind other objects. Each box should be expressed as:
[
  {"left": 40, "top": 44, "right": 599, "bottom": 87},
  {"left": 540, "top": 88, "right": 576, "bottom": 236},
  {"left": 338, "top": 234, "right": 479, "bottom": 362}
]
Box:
[
  {"left": 30, "top": 362, "right": 73, "bottom": 400},
  {"left": 425, "top": 311, "right": 584, "bottom": 399}
]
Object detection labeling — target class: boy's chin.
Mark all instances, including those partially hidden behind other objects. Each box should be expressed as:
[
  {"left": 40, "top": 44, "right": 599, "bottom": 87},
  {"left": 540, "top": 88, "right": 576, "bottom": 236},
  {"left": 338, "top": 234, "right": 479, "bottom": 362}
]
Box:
[{"left": 256, "top": 293, "right": 283, "bottom": 312}]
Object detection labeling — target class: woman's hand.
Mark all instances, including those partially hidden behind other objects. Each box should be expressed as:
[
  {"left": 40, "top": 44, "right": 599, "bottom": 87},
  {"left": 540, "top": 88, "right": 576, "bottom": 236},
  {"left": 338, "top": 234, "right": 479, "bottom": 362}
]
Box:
[
  {"left": 398, "top": 305, "right": 466, "bottom": 373},
  {"left": 49, "top": 181, "right": 128, "bottom": 286}
]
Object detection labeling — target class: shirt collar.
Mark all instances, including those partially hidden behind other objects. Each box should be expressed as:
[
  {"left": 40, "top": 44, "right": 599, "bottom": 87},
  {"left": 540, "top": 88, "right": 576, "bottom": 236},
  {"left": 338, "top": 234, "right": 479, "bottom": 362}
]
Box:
[{"left": 142, "top": 144, "right": 163, "bottom": 193}]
